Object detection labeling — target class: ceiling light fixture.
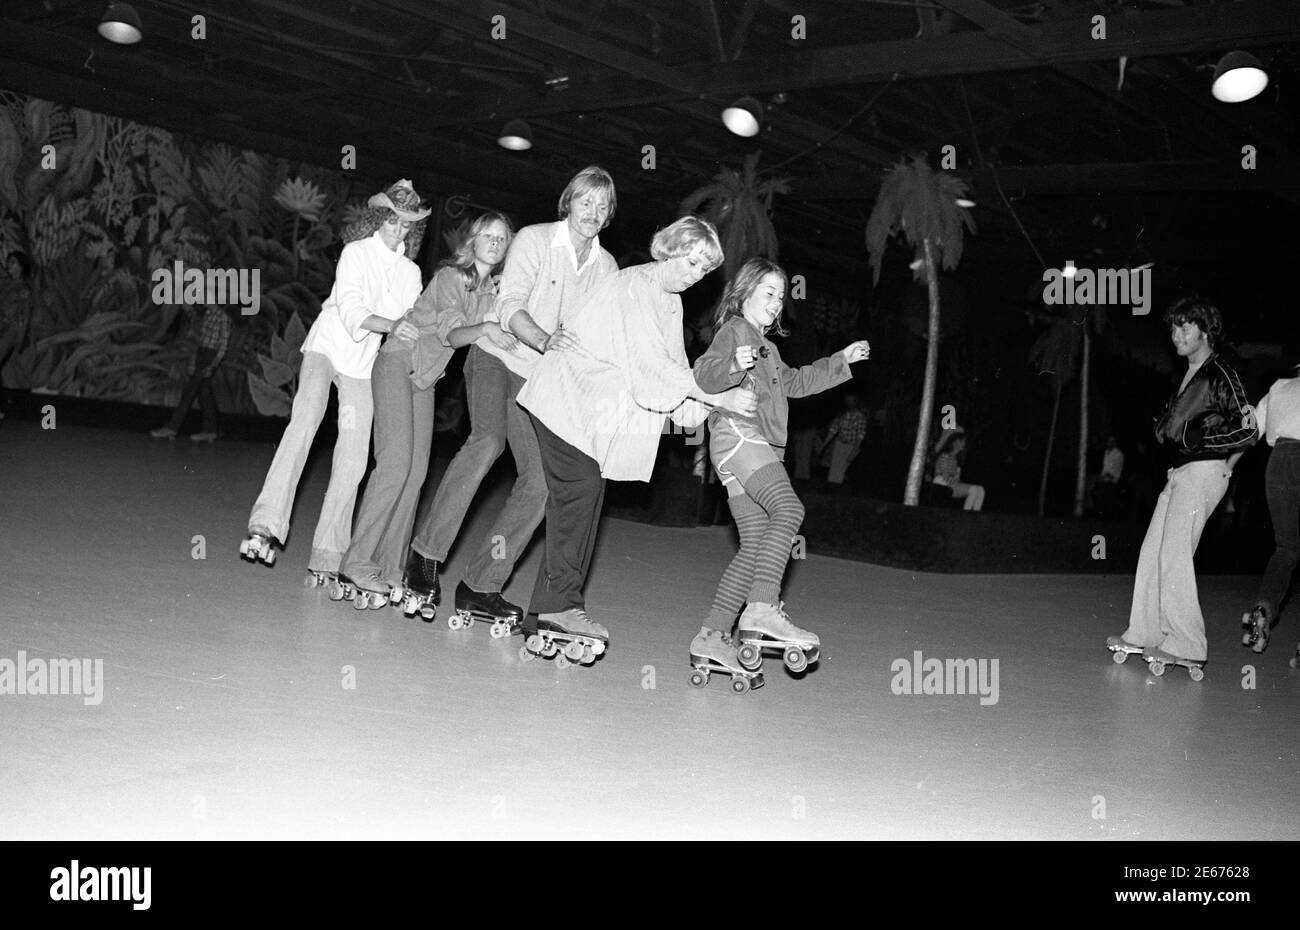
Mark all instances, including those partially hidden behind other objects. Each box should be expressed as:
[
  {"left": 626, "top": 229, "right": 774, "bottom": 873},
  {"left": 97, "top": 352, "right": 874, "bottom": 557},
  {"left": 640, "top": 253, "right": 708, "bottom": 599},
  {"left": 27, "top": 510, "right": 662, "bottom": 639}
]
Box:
[
  {"left": 722, "top": 96, "right": 763, "bottom": 137},
  {"left": 497, "top": 119, "right": 532, "bottom": 151},
  {"left": 97, "top": 3, "right": 143, "bottom": 44},
  {"left": 1211, "top": 51, "right": 1268, "bottom": 102}
]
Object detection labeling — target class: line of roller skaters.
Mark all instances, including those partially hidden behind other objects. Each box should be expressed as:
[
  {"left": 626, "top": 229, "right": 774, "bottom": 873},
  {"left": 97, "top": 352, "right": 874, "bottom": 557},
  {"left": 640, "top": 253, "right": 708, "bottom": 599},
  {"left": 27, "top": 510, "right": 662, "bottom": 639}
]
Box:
[{"left": 238, "top": 168, "right": 871, "bottom": 693}]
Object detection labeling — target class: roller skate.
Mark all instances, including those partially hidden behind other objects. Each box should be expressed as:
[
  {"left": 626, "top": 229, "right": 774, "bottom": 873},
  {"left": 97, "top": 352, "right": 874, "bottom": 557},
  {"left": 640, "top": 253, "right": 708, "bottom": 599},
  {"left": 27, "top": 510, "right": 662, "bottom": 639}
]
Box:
[
  {"left": 688, "top": 628, "right": 764, "bottom": 695},
  {"left": 450, "top": 580, "right": 522, "bottom": 638},
  {"left": 1106, "top": 634, "right": 1145, "bottom": 665},
  {"left": 396, "top": 550, "right": 440, "bottom": 621},
  {"left": 304, "top": 569, "right": 336, "bottom": 589},
  {"left": 1142, "top": 645, "right": 1205, "bottom": 681},
  {"left": 1240, "top": 604, "right": 1272, "bottom": 654},
  {"left": 328, "top": 570, "right": 390, "bottom": 610},
  {"left": 239, "top": 526, "right": 279, "bottom": 566},
  {"left": 518, "top": 608, "right": 607, "bottom": 669},
  {"left": 736, "top": 602, "right": 820, "bottom": 673}
]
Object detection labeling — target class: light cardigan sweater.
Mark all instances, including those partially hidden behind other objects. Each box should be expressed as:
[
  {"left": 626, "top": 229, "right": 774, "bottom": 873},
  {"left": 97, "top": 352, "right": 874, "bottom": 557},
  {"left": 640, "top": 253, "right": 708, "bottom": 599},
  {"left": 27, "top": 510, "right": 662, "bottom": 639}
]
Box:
[
  {"left": 496, "top": 221, "right": 618, "bottom": 372},
  {"left": 300, "top": 231, "right": 422, "bottom": 379},
  {"left": 517, "top": 263, "right": 709, "bottom": 481}
]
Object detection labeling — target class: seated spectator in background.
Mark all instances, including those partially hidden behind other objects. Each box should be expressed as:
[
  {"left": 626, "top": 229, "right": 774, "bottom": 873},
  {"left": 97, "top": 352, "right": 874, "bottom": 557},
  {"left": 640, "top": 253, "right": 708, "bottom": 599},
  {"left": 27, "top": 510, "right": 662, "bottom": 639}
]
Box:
[
  {"left": 1086, "top": 434, "right": 1126, "bottom": 513},
  {"left": 151, "top": 304, "right": 231, "bottom": 442},
  {"left": 930, "top": 427, "right": 985, "bottom": 511},
  {"left": 818, "top": 392, "right": 868, "bottom": 487}
]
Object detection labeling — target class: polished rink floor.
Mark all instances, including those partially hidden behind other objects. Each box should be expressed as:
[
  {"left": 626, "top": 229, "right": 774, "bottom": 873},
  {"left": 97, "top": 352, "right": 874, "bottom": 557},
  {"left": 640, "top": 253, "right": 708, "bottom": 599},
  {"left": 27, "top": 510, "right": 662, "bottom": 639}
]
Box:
[{"left": 1, "top": 420, "right": 1297, "bottom": 840}]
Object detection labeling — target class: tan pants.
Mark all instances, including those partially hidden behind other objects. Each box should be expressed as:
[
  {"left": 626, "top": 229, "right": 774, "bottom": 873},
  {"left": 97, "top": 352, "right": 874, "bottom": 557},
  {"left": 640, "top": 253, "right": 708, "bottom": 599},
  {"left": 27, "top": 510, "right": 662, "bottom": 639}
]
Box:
[{"left": 1123, "top": 459, "right": 1231, "bottom": 661}]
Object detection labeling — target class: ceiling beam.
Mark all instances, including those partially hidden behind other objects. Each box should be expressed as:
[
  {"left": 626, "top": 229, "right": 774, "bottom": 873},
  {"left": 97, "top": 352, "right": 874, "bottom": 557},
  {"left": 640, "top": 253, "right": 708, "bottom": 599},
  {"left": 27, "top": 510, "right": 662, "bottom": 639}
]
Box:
[
  {"left": 409, "top": 0, "right": 1300, "bottom": 126},
  {"left": 0, "top": 17, "right": 564, "bottom": 197},
  {"left": 791, "top": 161, "right": 1300, "bottom": 201}
]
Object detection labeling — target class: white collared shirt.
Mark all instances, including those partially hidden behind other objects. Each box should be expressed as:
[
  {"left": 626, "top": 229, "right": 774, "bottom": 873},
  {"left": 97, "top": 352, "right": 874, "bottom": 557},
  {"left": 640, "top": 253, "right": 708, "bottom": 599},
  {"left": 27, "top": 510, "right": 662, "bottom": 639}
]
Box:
[{"left": 551, "top": 220, "right": 602, "bottom": 274}]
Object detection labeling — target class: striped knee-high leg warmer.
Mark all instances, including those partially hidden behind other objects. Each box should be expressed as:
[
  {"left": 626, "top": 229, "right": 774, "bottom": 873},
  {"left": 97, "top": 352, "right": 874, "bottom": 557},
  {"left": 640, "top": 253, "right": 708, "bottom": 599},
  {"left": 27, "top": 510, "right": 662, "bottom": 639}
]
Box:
[
  {"left": 707, "top": 494, "right": 767, "bottom": 630},
  {"left": 742, "top": 463, "right": 805, "bottom": 606}
]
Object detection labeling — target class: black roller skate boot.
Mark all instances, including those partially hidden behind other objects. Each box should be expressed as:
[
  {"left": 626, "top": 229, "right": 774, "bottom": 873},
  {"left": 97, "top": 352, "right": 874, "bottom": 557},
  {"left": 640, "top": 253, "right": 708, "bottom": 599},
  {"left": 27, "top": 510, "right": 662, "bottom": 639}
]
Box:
[
  {"left": 398, "top": 550, "right": 440, "bottom": 621},
  {"left": 451, "top": 581, "right": 523, "bottom": 638}
]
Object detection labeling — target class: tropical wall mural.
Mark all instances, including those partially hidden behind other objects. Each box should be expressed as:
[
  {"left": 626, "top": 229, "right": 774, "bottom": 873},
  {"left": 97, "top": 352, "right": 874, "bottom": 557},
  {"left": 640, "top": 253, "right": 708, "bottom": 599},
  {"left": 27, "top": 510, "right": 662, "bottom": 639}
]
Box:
[{"left": 0, "top": 89, "right": 389, "bottom": 416}]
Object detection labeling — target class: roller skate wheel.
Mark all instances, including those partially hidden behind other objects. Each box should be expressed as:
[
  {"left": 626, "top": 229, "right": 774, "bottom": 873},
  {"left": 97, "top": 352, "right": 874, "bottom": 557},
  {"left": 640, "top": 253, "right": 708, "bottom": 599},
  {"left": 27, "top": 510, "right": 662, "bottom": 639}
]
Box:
[
  {"left": 555, "top": 653, "right": 571, "bottom": 669},
  {"left": 239, "top": 540, "right": 250, "bottom": 557},
  {"left": 448, "top": 615, "right": 462, "bottom": 631},
  {"left": 328, "top": 583, "right": 345, "bottom": 601},
  {"left": 1149, "top": 660, "right": 1166, "bottom": 677},
  {"left": 490, "top": 623, "right": 506, "bottom": 640},
  {"left": 352, "top": 594, "right": 368, "bottom": 610},
  {"left": 419, "top": 607, "right": 435, "bottom": 622},
  {"left": 1111, "top": 649, "right": 1127, "bottom": 664},
  {"left": 783, "top": 646, "right": 808, "bottom": 673},
  {"left": 737, "top": 643, "right": 762, "bottom": 670},
  {"left": 1290, "top": 655, "right": 1299, "bottom": 670},
  {"left": 303, "top": 573, "right": 317, "bottom": 588},
  {"left": 519, "top": 645, "right": 536, "bottom": 662},
  {"left": 264, "top": 548, "right": 276, "bottom": 565},
  {"left": 730, "top": 676, "right": 751, "bottom": 695},
  {"left": 590, "top": 640, "right": 606, "bottom": 656},
  {"left": 525, "top": 634, "right": 543, "bottom": 653},
  {"left": 564, "top": 641, "right": 585, "bottom": 662},
  {"left": 389, "top": 587, "right": 403, "bottom": 604},
  {"left": 541, "top": 640, "right": 558, "bottom": 658},
  {"left": 581, "top": 644, "right": 595, "bottom": 664},
  {"left": 1242, "top": 631, "right": 1255, "bottom": 646},
  {"left": 688, "top": 669, "right": 708, "bottom": 689},
  {"left": 1188, "top": 666, "right": 1204, "bottom": 682}
]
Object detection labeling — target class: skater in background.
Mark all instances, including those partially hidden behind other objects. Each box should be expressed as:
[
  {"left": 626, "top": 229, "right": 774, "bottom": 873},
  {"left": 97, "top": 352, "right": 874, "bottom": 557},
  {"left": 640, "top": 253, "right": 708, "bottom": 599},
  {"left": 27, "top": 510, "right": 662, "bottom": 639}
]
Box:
[
  {"left": 404, "top": 168, "right": 619, "bottom": 627},
  {"left": 516, "top": 216, "right": 756, "bottom": 656},
  {"left": 1240, "top": 366, "right": 1300, "bottom": 654},
  {"left": 336, "top": 212, "right": 514, "bottom": 607},
  {"left": 150, "top": 304, "right": 231, "bottom": 442},
  {"left": 930, "top": 427, "right": 985, "bottom": 511},
  {"left": 818, "top": 391, "right": 868, "bottom": 487},
  {"left": 1107, "top": 296, "right": 1256, "bottom": 669},
  {"left": 692, "top": 257, "right": 869, "bottom": 673},
  {"left": 240, "top": 180, "right": 428, "bottom": 578}
]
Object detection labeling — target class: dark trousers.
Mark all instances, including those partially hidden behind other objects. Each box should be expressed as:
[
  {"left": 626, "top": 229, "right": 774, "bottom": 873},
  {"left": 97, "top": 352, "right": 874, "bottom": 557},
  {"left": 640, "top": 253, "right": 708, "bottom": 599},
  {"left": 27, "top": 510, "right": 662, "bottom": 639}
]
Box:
[
  {"left": 166, "top": 347, "right": 220, "bottom": 433},
  {"left": 527, "top": 411, "right": 606, "bottom": 616},
  {"left": 1257, "top": 439, "right": 1300, "bottom": 615}
]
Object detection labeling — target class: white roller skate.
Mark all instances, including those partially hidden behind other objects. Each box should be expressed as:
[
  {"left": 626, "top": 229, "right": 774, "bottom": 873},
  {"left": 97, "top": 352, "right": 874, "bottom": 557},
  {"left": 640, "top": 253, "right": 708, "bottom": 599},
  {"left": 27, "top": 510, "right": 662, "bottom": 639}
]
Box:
[
  {"left": 1106, "top": 634, "right": 1145, "bottom": 664},
  {"left": 518, "top": 608, "right": 607, "bottom": 668},
  {"left": 736, "top": 602, "right": 820, "bottom": 673},
  {"left": 1240, "top": 605, "right": 1271, "bottom": 654},
  {"left": 1142, "top": 645, "right": 1205, "bottom": 681},
  {"left": 304, "top": 569, "right": 337, "bottom": 589},
  {"left": 239, "top": 527, "right": 279, "bottom": 566},
  {"left": 328, "top": 571, "right": 390, "bottom": 610},
  {"left": 688, "top": 628, "right": 764, "bottom": 695}
]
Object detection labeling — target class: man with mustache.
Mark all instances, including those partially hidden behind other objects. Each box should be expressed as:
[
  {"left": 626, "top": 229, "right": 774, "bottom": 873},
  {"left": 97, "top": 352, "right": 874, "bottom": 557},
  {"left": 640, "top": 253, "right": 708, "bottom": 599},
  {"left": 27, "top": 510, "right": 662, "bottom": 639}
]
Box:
[{"left": 402, "top": 168, "right": 618, "bottom": 632}]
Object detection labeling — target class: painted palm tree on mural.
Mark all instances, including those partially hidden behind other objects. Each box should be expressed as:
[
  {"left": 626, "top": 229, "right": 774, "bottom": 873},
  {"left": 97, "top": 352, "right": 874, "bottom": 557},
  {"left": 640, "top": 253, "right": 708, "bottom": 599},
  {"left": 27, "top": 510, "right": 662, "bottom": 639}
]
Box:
[
  {"left": 679, "top": 151, "right": 790, "bottom": 281},
  {"left": 865, "top": 154, "right": 975, "bottom": 506}
]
